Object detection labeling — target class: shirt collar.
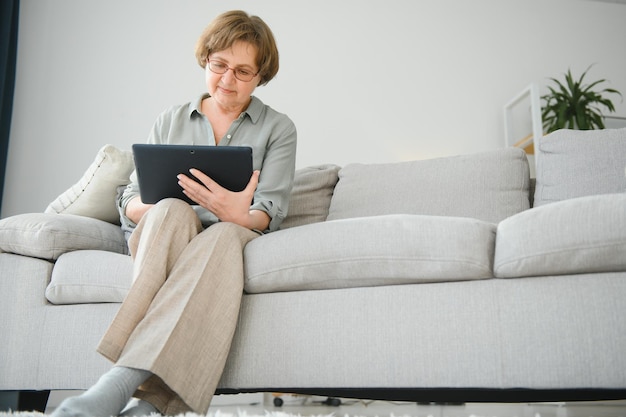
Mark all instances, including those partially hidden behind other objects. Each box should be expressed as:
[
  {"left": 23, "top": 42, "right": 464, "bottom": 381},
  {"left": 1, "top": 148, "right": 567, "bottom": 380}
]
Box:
[
  {"left": 189, "top": 93, "right": 263, "bottom": 124},
  {"left": 189, "top": 94, "right": 208, "bottom": 118}
]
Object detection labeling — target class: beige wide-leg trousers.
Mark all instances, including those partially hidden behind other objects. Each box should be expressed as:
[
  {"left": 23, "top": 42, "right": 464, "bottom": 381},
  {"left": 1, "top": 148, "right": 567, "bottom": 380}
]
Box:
[{"left": 97, "top": 198, "right": 259, "bottom": 415}]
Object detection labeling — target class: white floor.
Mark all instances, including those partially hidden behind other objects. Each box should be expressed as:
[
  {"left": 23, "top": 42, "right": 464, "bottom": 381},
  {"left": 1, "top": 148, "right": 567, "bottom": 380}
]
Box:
[{"left": 44, "top": 391, "right": 626, "bottom": 417}]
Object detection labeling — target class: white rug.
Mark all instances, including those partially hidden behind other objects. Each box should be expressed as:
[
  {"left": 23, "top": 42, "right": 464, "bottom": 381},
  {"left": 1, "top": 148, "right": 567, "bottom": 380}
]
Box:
[
  {"left": 0, "top": 412, "right": 479, "bottom": 417},
  {"left": 0, "top": 412, "right": 352, "bottom": 417},
  {"left": 0, "top": 410, "right": 546, "bottom": 417},
  {"left": 0, "top": 412, "right": 331, "bottom": 417},
  {"left": 0, "top": 412, "right": 295, "bottom": 417}
]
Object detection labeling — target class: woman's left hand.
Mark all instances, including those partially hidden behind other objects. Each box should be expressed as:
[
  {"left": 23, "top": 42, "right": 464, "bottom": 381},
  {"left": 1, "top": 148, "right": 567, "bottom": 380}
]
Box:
[{"left": 177, "top": 169, "right": 268, "bottom": 230}]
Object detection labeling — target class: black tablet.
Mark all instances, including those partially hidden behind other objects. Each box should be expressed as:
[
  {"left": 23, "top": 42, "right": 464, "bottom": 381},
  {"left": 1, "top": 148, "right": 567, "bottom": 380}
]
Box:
[{"left": 132, "top": 144, "right": 253, "bottom": 204}]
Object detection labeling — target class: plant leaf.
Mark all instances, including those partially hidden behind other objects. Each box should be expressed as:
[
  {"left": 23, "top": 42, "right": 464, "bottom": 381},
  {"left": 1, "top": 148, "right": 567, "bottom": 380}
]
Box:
[{"left": 541, "top": 66, "right": 622, "bottom": 132}]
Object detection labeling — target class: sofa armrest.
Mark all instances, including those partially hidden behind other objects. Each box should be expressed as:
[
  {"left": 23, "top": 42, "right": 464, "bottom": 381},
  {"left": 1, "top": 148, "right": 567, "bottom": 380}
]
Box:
[{"left": 0, "top": 213, "right": 128, "bottom": 261}]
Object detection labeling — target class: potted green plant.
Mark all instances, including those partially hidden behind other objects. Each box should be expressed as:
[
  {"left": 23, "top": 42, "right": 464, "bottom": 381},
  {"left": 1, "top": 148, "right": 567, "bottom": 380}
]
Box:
[{"left": 541, "top": 65, "right": 622, "bottom": 133}]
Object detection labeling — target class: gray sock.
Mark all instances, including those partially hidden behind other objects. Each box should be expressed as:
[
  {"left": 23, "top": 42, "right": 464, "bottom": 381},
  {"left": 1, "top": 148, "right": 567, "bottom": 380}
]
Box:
[
  {"left": 120, "top": 398, "right": 160, "bottom": 417},
  {"left": 51, "top": 366, "right": 152, "bottom": 417}
]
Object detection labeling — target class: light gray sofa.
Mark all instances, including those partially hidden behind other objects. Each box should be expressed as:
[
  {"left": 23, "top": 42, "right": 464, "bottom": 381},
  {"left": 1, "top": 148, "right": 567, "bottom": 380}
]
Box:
[{"left": 2, "top": 128, "right": 626, "bottom": 412}]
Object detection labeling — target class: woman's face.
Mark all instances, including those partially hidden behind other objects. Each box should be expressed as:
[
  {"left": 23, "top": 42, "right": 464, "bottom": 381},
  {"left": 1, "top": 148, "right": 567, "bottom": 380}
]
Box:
[{"left": 206, "top": 41, "right": 260, "bottom": 111}]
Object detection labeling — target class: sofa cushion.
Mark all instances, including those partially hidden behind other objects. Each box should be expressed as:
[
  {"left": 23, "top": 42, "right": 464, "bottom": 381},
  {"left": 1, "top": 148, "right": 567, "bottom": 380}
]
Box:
[
  {"left": 327, "top": 148, "right": 530, "bottom": 224},
  {"left": 244, "top": 214, "right": 496, "bottom": 294},
  {"left": 45, "top": 250, "right": 133, "bottom": 304},
  {"left": 279, "top": 164, "right": 341, "bottom": 230},
  {"left": 494, "top": 193, "right": 626, "bottom": 278},
  {"left": 0, "top": 213, "right": 128, "bottom": 261},
  {"left": 45, "top": 144, "right": 134, "bottom": 224},
  {"left": 534, "top": 128, "right": 626, "bottom": 207}
]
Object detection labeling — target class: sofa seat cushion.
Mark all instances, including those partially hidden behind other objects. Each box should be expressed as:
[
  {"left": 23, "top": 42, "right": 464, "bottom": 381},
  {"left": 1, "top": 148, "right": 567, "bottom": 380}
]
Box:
[
  {"left": 0, "top": 213, "right": 129, "bottom": 261},
  {"left": 46, "top": 250, "right": 133, "bottom": 304},
  {"left": 244, "top": 214, "right": 496, "bottom": 294},
  {"left": 494, "top": 193, "right": 626, "bottom": 278},
  {"left": 327, "top": 148, "right": 530, "bottom": 224}
]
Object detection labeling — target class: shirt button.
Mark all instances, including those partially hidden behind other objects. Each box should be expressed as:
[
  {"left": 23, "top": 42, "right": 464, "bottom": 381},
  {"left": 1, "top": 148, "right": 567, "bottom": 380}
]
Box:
[{"left": 227, "top": 135, "right": 232, "bottom": 139}]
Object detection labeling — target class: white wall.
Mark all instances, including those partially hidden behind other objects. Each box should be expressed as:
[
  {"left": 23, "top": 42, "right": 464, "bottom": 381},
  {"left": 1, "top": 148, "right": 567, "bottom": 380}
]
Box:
[{"left": 3, "top": 0, "right": 625, "bottom": 217}]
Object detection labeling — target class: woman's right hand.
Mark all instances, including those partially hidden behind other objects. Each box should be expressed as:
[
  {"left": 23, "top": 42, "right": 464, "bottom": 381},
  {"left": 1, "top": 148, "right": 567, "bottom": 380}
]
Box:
[{"left": 125, "top": 196, "right": 154, "bottom": 225}]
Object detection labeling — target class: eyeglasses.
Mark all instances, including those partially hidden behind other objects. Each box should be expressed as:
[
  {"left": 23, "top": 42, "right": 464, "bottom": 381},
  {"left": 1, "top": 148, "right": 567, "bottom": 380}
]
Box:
[{"left": 207, "top": 59, "right": 259, "bottom": 82}]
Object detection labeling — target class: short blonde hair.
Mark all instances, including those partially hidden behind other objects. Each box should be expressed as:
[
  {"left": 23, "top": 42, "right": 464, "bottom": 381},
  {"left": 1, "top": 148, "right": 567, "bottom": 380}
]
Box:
[{"left": 195, "top": 10, "right": 279, "bottom": 86}]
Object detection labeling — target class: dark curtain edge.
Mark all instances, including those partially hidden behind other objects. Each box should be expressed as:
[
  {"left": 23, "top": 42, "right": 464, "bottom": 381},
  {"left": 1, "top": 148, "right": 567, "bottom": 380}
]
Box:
[{"left": 0, "top": 0, "right": 20, "bottom": 215}]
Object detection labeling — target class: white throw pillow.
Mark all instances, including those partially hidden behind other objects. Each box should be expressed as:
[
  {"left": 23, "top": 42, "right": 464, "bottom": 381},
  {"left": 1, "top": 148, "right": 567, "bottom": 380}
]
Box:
[{"left": 45, "top": 144, "right": 134, "bottom": 224}]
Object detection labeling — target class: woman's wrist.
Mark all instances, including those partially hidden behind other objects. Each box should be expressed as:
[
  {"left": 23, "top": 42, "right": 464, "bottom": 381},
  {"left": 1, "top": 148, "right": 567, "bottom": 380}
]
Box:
[
  {"left": 245, "top": 209, "right": 270, "bottom": 231},
  {"left": 125, "top": 196, "right": 153, "bottom": 225}
]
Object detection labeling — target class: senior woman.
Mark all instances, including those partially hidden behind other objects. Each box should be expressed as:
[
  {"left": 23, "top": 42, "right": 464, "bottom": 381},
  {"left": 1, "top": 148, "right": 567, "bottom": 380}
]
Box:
[{"left": 52, "top": 10, "right": 297, "bottom": 417}]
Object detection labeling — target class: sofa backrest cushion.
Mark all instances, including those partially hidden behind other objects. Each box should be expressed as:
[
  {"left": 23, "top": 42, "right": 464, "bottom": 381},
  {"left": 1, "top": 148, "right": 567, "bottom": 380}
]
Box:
[
  {"left": 327, "top": 148, "right": 530, "bottom": 224},
  {"left": 279, "top": 164, "right": 341, "bottom": 230},
  {"left": 534, "top": 128, "right": 626, "bottom": 207}
]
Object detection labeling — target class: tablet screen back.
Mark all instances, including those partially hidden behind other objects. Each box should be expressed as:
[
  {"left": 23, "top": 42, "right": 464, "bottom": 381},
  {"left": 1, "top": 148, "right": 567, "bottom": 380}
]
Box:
[{"left": 132, "top": 144, "right": 253, "bottom": 204}]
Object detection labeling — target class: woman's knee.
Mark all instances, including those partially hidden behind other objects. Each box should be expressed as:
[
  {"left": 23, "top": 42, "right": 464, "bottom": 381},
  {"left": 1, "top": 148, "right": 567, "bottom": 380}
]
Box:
[
  {"left": 151, "top": 198, "right": 197, "bottom": 222},
  {"left": 155, "top": 198, "right": 192, "bottom": 212},
  {"left": 205, "top": 222, "right": 260, "bottom": 245},
  {"left": 136, "top": 198, "right": 202, "bottom": 236},
  {"left": 129, "top": 199, "right": 202, "bottom": 257}
]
